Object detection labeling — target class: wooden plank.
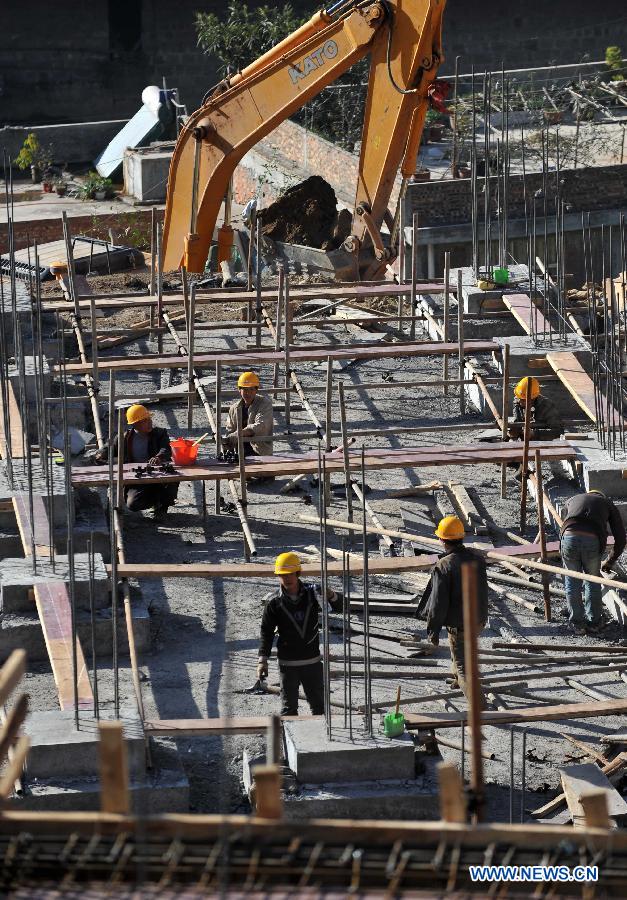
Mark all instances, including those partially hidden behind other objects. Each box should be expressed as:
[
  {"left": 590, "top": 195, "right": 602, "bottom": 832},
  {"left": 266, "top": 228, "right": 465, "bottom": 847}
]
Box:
[
  {"left": 0, "top": 381, "right": 26, "bottom": 458},
  {"left": 12, "top": 493, "right": 52, "bottom": 557},
  {"left": 252, "top": 764, "right": 283, "bottom": 819},
  {"left": 492, "top": 641, "right": 626, "bottom": 654},
  {"left": 56, "top": 339, "right": 499, "bottom": 376},
  {"left": 502, "top": 293, "right": 552, "bottom": 337},
  {"left": 0, "top": 736, "right": 29, "bottom": 801},
  {"left": 405, "top": 697, "right": 627, "bottom": 730},
  {"left": 0, "top": 651, "right": 26, "bottom": 708},
  {"left": 561, "top": 763, "right": 627, "bottom": 826},
  {"left": 447, "top": 480, "right": 488, "bottom": 534},
  {"left": 98, "top": 722, "right": 129, "bottom": 815},
  {"left": 0, "top": 694, "right": 28, "bottom": 766},
  {"left": 34, "top": 583, "right": 93, "bottom": 712},
  {"left": 43, "top": 281, "right": 447, "bottom": 313},
  {"left": 547, "top": 351, "right": 618, "bottom": 425},
  {"left": 72, "top": 440, "right": 576, "bottom": 488},
  {"left": 145, "top": 716, "right": 324, "bottom": 737}
]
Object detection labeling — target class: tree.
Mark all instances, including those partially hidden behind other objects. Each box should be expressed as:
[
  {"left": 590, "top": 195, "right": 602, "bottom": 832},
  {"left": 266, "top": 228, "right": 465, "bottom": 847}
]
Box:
[
  {"left": 196, "top": 3, "right": 307, "bottom": 77},
  {"left": 195, "top": 1, "right": 368, "bottom": 151},
  {"left": 605, "top": 46, "right": 625, "bottom": 82}
]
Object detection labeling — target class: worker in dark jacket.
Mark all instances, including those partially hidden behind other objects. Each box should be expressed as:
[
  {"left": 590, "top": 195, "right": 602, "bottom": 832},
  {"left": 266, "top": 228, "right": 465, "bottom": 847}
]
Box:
[
  {"left": 94, "top": 404, "right": 178, "bottom": 521},
  {"left": 257, "top": 552, "right": 342, "bottom": 716},
  {"left": 560, "top": 490, "right": 627, "bottom": 634},
  {"left": 508, "top": 377, "right": 564, "bottom": 441},
  {"left": 425, "top": 516, "right": 489, "bottom": 697}
]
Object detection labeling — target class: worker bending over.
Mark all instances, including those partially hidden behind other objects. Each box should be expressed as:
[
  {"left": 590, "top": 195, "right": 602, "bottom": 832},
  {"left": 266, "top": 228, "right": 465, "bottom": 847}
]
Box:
[
  {"left": 508, "top": 376, "right": 564, "bottom": 441},
  {"left": 225, "top": 372, "right": 273, "bottom": 457},
  {"left": 560, "top": 490, "right": 626, "bottom": 634},
  {"left": 257, "top": 552, "right": 342, "bottom": 717},
  {"left": 425, "top": 516, "right": 489, "bottom": 698},
  {"left": 95, "top": 405, "right": 178, "bottom": 521}
]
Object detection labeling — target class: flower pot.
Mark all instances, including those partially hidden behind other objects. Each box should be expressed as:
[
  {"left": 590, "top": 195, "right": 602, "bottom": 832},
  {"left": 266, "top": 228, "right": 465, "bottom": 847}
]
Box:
[
  {"left": 55, "top": 183, "right": 67, "bottom": 197},
  {"left": 429, "top": 124, "right": 443, "bottom": 143},
  {"left": 543, "top": 109, "right": 562, "bottom": 125},
  {"left": 94, "top": 190, "right": 107, "bottom": 200},
  {"left": 42, "top": 181, "right": 53, "bottom": 193},
  {"left": 30, "top": 165, "right": 41, "bottom": 184}
]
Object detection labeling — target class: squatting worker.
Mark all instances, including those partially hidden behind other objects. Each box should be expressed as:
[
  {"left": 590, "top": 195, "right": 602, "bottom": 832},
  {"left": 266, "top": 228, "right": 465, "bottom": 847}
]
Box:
[
  {"left": 425, "top": 516, "right": 489, "bottom": 699},
  {"left": 257, "top": 552, "right": 342, "bottom": 717},
  {"left": 94, "top": 405, "right": 178, "bottom": 521},
  {"left": 508, "top": 376, "right": 564, "bottom": 441},
  {"left": 225, "top": 372, "right": 273, "bottom": 457},
  {"left": 560, "top": 490, "right": 626, "bottom": 635}
]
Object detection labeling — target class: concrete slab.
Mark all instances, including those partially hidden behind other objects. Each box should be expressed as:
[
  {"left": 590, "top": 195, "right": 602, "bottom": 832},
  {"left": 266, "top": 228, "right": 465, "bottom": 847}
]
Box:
[
  {"left": 493, "top": 334, "right": 590, "bottom": 378},
  {"left": 0, "top": 552, "right": 108, "bottom": 613},
  {"left": 283, "top": 717, "right": 416, "bottom": 784},
  {"left": 24, "top": 707, "right": 145, "bottom": 778}
]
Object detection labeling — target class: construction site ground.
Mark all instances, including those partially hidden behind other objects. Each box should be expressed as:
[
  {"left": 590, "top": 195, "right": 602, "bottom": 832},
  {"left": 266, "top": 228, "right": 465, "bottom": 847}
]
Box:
[{"left": 21, "top": 269, "right": 627, "bottom": 821}]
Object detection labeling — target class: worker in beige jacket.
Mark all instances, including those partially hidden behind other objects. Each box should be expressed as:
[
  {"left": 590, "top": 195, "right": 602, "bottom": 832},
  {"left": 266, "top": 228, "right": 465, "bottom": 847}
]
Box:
[{"left": 225, "top": 371, "right": 274, "bottom": 457}]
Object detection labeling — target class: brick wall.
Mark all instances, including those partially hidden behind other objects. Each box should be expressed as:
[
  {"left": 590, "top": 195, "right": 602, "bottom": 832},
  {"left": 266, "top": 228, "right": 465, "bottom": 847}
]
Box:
[
  {"left": 0, "top": 209, "right": 163, "bottom": 255},
  {"left": 405, "top": 165, "right": 627, "bottom": 227},
  {"left": 233, "top": 119, "right": 402, "bottom": 213}
]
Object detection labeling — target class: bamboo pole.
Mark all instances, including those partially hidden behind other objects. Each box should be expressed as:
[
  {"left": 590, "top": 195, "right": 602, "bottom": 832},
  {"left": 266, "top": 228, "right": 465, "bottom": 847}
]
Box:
[
  {"left": 442, "top": 251, "right": 450, "bottom": 394},
  {"left": 457, "top": 269, "right": 465, "bottom": 415},
  {"left": 186, "top": 284, "right": 196, "bottom": 429},
  {"left": 534, "top": 449, "right": 551, "bottom": 622},
  {"left": 519, "top": 386, "right": 533, "bottom": 532},
  {"left": 500, "top": 343, "right": 510, "bottom": 498},
  {"left": 462, "top": 561, "right": 484, "bottom": 823},
  {"left": 338, "top": 382, "right": 353, "bottom": 523}
]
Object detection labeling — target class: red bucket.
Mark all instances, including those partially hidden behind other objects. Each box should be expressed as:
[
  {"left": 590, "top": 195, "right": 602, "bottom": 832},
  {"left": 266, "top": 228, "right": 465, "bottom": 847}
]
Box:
[{"left": 170, "top": 438, "right": 199, "bottom": 466}]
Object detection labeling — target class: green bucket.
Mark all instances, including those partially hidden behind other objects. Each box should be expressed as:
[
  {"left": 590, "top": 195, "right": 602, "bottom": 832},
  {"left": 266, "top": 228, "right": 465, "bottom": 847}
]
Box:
[
  {"left": 492, "top": 266, "right": 510, "bottom": 285},
  {"left": 383, "top": 711, "right": 405, "bottom": 738}
]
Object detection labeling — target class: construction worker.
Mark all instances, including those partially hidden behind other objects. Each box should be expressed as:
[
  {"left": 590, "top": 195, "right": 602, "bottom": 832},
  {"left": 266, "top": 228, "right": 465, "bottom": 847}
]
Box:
[
  {"left": 94, "top": 405, "right": 178, "bottom": 521},
  {"left": 560, "top": 490, "right": 626, "bottom": 634},
  {"left": 257, "top": 552, "right": 342, "bottom": 717},
  {"left": 425, "top": 516, "right": 489, "bottom": 697},
  {"left": 224, "top": 371, "right": 273, "bottom": 458},
  {"left": 508, "top": 376, "right": 564, "bottom": 441}
]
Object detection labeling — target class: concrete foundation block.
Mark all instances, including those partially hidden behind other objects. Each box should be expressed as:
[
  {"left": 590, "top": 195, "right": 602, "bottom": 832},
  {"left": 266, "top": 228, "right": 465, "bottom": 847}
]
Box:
[
  {"left": 17, "top": 768, "right": 189, "bottom": 814},
  {"left": 283, "top": 718, "right": 416, "bottom": 785},
  {"left": 25, "top": 708, "right": 145, "bottom": 779},
  {"left": 568, "top": 436, "right": 627, "bottom": 497},
  {"left": 8, "top": 356, "right": 51, "bottom": 404},
  {"left": 0, "top": 596, "right": 150, "bottom": 662},
  {"left": 0, "top": 461, "right": 67, "bottom": 526},
  {"left": 494, "top": 333, "right": 590, "bottom": 377},
  {"left": 0, "top": 531, "right": 22, "bottom": 558},
  {"left": 0, "top": 552, "right": 109, "bottom": 613}
]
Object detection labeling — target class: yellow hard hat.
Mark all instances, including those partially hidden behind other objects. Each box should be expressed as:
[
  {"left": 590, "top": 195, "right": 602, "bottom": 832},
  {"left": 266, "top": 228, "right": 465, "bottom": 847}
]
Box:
[
  {"left": 274, "top": 551, "right": 301, "bottom": 575},
  {"left": 434, "top": 515, "right": 465, "bottom": 541},
  {"left": 126, "top": 404, "right": 150, "bottom": 425},
  {"left": 514, "top": 376, "right": 540, "bottom": 401},
  {"left": 238, "top": 371, "right": 260, "bottom": 389}
]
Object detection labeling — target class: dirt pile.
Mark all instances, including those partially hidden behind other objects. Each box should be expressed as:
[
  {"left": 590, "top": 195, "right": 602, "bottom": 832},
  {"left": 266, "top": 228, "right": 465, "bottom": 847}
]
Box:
[{"left": 261, "top": 176, "right": 346, "bottom": 250}]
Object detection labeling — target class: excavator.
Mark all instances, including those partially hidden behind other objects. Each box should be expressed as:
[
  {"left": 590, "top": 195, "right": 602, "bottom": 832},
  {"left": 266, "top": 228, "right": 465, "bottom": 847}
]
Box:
[{"left": 162, "top": 0, "right": 447, "bottom": 281}]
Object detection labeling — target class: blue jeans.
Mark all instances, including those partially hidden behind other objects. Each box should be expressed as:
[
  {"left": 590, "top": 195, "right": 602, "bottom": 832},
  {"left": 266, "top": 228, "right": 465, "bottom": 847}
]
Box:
[{"left": 560, "top": 532, "right": 603, "bottom": 626}]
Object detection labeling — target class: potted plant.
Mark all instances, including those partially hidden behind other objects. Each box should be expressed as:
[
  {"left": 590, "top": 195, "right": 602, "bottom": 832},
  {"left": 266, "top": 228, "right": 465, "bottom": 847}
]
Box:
[
  {"left": 425, "top": 109, "right": 444, "bottom": 142},
  {"left": 14, "top": 133, "right": 53, "bottom": 184},
  {"left": 42, "top": 167, "right": 54, "bottom": 193},
  {"left": 78, "top": 171, "right": 114, "bottom": 201},
  {"left": 54, "top": 179, "right": 68, "bottom": 197}
]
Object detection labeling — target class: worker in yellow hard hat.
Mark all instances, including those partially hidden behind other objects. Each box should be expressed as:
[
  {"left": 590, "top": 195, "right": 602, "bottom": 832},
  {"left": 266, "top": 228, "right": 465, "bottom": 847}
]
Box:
[
  {"left": 224, "top": 371, "right": 274, "bottom": 473},
  {"left": 508, "top": 376, "right": 564, "bottom": 441},
  {"left": 94, "top": 404, "right": 178, "bottom": 521},
  {"left": 256, "top": 552, "right": 342, "bottom": 716},
  {"left": 419, "top": 516, "right": 489, "bottom": 699}
]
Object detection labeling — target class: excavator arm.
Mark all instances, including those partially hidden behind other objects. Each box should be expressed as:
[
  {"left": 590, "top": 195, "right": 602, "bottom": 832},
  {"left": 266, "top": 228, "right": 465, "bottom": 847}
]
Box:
[{"left": 162, "top": 0, "right": 446, "bottom": 278}]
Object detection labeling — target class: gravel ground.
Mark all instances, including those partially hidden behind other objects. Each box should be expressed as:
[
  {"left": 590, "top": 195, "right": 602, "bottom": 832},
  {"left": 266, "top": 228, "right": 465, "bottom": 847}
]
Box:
[{"left": 24, "top": 272, "right": 627, "bottom": 821}]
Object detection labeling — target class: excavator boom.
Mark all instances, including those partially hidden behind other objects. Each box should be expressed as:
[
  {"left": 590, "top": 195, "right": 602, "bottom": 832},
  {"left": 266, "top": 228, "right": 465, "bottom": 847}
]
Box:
[{"left": 162, "top": 0, "right": 446, "bottom": 277}]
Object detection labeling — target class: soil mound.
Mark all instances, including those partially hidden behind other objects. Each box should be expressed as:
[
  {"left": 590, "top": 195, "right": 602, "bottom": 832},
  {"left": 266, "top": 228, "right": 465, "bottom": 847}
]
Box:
[{"left": 261, "top": 176, "right": 339, "bottom": 249}]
